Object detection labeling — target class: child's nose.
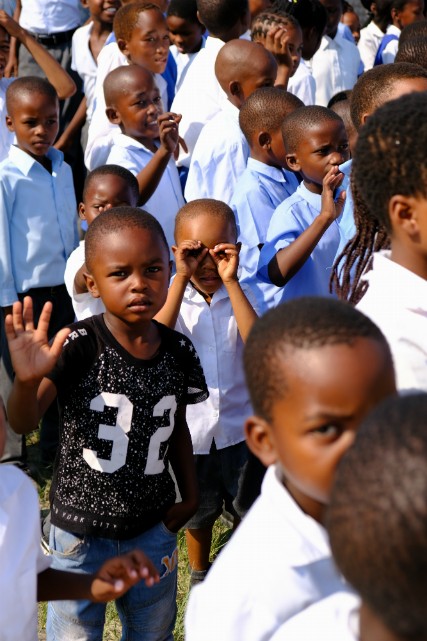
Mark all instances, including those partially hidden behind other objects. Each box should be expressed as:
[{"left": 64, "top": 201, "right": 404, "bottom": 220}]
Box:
[
  {"left": 131, "top": 272, "right": 147, "bottom": 290},
  {"left": 330, "top": 151, "right": 344, "bottom": 166}
]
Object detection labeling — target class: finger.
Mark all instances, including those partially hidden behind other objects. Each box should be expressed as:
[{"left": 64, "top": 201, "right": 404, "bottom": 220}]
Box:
[
  {"left": 129, "top": 550, "right": 160, "bottom": 582},
  {"left": 11, "top": 299, "right": 25, "bottom": 334},
  {"left": 179, "top": 136, "right": 188, "bottom": 153},
  {"left": 22, "top": 296, "right": 35, "bottom": 332},
  {"left": 49, "top": 327, "right": 71, "bottom": 361},
  {"left": 35, "top": 301, "right": 54, "bottom": 337}
]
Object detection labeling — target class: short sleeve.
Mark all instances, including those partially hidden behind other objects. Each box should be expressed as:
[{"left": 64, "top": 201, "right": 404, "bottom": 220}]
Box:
[{"left": 182, "top": 335, "right": 209, "bottom": 405}]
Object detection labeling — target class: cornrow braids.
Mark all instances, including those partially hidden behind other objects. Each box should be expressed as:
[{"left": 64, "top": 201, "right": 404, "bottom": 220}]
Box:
[{"left": 251, "top": 10, "right": 299, "bottom": 40}]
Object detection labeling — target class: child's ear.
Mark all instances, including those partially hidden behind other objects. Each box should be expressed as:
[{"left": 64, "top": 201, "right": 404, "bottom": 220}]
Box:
[
  {"left": 258, "top": 131, "right": 272, "bottom": 149},
  {"left": 245, "top": 416, "right": 278, "bottom": 468},
  {"left": 78, "top": 202, "right": 86, "bottom": 220},
  {"left": 286, "top": 153, "right": 300, "bottom": 172},
  {"left": 80, "top": 0, "right": 89, "bottom": 8},
  {"left": 105, "top": 106, "right": 121, "bottom": 126},
  {"left": 84, "top": 272, "right": 101, "bottom": 299},
  {"left": 389, "top": 194, "right": 420, "bottom": 238},
  {"left": 5, "top": 115, "right": 14, "bottom": 132},
  {"left": 116, "top": 38, "right": 128, "bottom": 55}
]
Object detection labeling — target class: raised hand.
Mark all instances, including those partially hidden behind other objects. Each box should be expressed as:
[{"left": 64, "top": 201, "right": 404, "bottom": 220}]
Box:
[
  {"left": 209, "top": 243, "right": 241, "bottom": 285},
  {"left": 159, "top": 112, "right": 182, "bottom": 155},
  {"left": 4, "top": 297, "right": 70, "bottom": 383},
  {"left": 172, "top": 240, "right": 209, "bottom": 280},
  {"left": 321, "top": 166, "right": 346, "bottom": 222}
]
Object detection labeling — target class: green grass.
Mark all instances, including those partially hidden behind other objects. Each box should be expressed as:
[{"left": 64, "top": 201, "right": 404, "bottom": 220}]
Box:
[{"left": 29, "top": 433, "right": 230, "bottom": 640}]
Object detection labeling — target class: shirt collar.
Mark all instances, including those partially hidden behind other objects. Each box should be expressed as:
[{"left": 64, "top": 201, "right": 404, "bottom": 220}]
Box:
[
  {"left": 297, "top": 181, "right": 322, "bottom": 211},
  {"left": 9, "top": 144, "right": 63, "bottom": 176},
  {"left": 247, "top": 157, "right": 293, "bottom": 183},
  {"left": 113, "top": 132, "right": 155, "bottom": 154},
  {"left": 222, "top": 99, "right": 240, "bottom": 123},
  {"left": 182, "top": 280, "right": 230, "bottom": 304},
  {"left": 386, "top": 24, "right": 401, "bottom": 36}
]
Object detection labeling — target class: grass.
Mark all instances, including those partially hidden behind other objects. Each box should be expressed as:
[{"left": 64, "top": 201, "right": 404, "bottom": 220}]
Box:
[{"left": 28, "top": 432, "right": 230, "bottom": 641}]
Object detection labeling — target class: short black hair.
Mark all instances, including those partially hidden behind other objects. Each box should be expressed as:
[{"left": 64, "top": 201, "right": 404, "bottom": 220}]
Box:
[
  {"left": 114, "top": 2, "right": 164, "bottom": 43},
  {"left": 244, "top": 297, "right": 390, "bottom": 421},
  {"left": 327, "top": 393, "right": 427, "bottom": 639},
  {"left": 167, "top": 0, "right": 199, "bottom": 22},
  {"left": 82, "top": 165, "right": 140, "bottom": 205},
  {"left": 396, "top": 37, "right": 427, "bottom": 69},
  {"left": 399, "top": 18, "right": 427, "bottom": 45},
  {"left": 196, "top": 0, "right": 248, "bottom": 35},
  {"left": 272, "top": 0, "right": 327, "bottom": 35},
  {"left": 175, "top": 199, "right": 238, "bottom": 240},
  {"left": 350, "top": 62, "right": 427, "bottom": 131},
  {"left": 327, "top": 89, "right": 352, "bottom": 109},
  {"left": 282, "top": 105, "right": 344, "bottom": 154},
  {"left": 85, "top": 206, "right": 169, "bottom": 271},
  {"left": 6, "top": 76, "right": 58, "bottom": 113},
  {"left": 239, "top": 86, "right": 303, "bottom": 145},
  {"left": 251, "top": 10, "right": 301, "bottom": 40}
]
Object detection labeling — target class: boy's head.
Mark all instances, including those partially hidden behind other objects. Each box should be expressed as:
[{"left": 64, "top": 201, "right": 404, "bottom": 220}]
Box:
[
  {"left": 214, "top": 39, "right": 277, "bottom": 108},
  {"left": 396, "top": 36, "right": 427, "bottom": 67},
  {"left": 274, "top": 0, "right": 327, "bottom": 59},
  {"left": 114, "top": 2, "right": 169, "bottom": 73},
  {"left": 196, "top": 0, "right": 250, "bottom": 41},
  {"left": 84, "top": 206, "right": 171, "bottom": 321},
  {"left": 251, "top": 11, "right": 303, "bottom": 77},
  {"left": 166, "top": 0, "right": 206, "bottom": 54},
  {"left": 174, "top": 199, "right": 237, "bottom": 303},
  {"left": 350, "top": 62, "right": 427, "bottom": 131},
  {"left": 390, "top": 0, "right": 424, "bottom": 29},
  {"left": 104, "top": 65, "right": 162, "bottom": 145},
  {"left": 328, "top": 90, "right": 357, "bottom": 155},
  {"left": 80, "top": 164, "right": 140, "bottom": 225},
  {"left": 0, "top": 25, "right": 10, "bottom": 79},
  {"left": 239, "top": 86, "right": 303, "bottom": 168},
  {"left": 82, "top": 0, "right": 122, "bottom": 24},
  {"left": 341, "top": 2, "right": 361, "bottom": 42},
  {"left": 6, "top": 77, "right": 59, "bottom": 159},
  {"left": 282, "top": 106, "right": 349, "bottom": 193},
  {"left": 327, "top": 394, "right": 427, "bottom": 640},
  {"left": 243, "top": 297, "right": 396, "bottom": 522}
]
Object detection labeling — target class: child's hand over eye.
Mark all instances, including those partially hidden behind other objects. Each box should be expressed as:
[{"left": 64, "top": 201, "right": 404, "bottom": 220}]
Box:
[
  {"left": 91, "top": 550, "right": 159, "bottom": 602},
  {"left": 209, "top": 243, "right": 241, "bottom": 285},
  {"left": 159, "top": 112, "right": 181, "bottom": 156},
  {"left": 264, "top": 25, "right": 293, "bottom": 73},
  {"left": 320, "top": 166, "right": 346, "bottom": 223},
  {"left": 173, "top": 240, "right": 208, "bottom": 281}
]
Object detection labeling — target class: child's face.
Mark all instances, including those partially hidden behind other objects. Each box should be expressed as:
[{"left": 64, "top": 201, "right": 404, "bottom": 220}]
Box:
[
  {"left": 166, "top": 15, "right": 204, "bottom": 54},
  {"left": 119, "top": 9, "right": 170, "bottom": 74},
  {"left": 0, "top": 26, "right": 10, "bottom": 79},
  {"left": 108, "top": 68, "right": 162, "bottom": 145},
  {"left": 341, "top": 11, "right": 361, "bottom": 43},
  {"left": 394, "top": 0, "right": 424, "bottom": 27},
  {"left": 174, "top": 214, "right": 236, "bottom": 302},
  {"left": 86, "top": 226, "right": 171, "bottom": 326},
  {"left": 84, "top": 0, "right": 122, "bottom": 24},
  {"left": 247, "top": 338, "right": 396, "bottom": 522},
  {"left": 6, "top": 93, "right": 59, "bottom": 159},
  {"left": 79, "top": 175, "right": 138, "bottom": 226},
  {"left": 287, "top": 120, "right": 350, "bottom": 194},
  {"left": 286, "top": 25, "right": 304, "bottom": 77},
  {"left": 319, "top": 0, "right": 343, "bottom": 37}
]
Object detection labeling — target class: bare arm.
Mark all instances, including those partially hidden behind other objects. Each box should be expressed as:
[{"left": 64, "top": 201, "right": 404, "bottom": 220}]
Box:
[
  {"left": 0, "top": 10, "right": 76, "bottom": 98},
  {"left": 55, "top": 96, "right": 87, "bottom": 152},
  {"left": 268, "top": 168, "right": 346, "bottom": 287}
]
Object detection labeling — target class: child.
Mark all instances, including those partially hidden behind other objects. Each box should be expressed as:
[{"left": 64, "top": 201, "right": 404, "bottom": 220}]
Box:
[
  {"left": 0, "top": 9, "right": 76, "bottom": 161},
  {"left": 230, "top": 86, "right": 302, "bottom": 309},
  {"left": 310, "top": 0, "right": 361, "bottom": 106},
  {"left": 184, "top": 39, "right": 277, "bottom": 203},
  {"left": 85, "top": 2, "right": 170, "bottom": 169},
  {"left": 171, "top": 0, "right": 251, "bottom": 168},
  {"left": 103, "top": 64, "right": 184, "bottom": 250},
  {"left": 6, "top": 207, "right": 208, "bottom": 639},
  {"left": 374, "top": 0, "right": 424, "bottom": 65},
  {"left": 341, "top": 2, "right": 361, "bottom": 43},
  {"left": 258, "top": 106, "right": 348, "bottom": 302},
  {"left": 64, "top": 164, "right": 140, "bottom": 321},
  {"left": 328, "top": 90, "right": 357, "bottom": 155},
  {"left": 0, "top": 76, "right": 78, "bottom": 466},
  {"left": 335, "top": 92, "right": 427, "bottom": 393},
  {"left": 166, "top": 0, "right": 206, "bottom": 92},
  {"left": 185, "top": 296, "right": 396, "bottom": 641},
  {"left": 155, "top": 199, "right": 259, "bottom": 587},
  {"left": 358, "top": 0, "right": 388, "bottom": 70},
  {"left": 0, "top": 395, "right": 160, "bottom": 641}
]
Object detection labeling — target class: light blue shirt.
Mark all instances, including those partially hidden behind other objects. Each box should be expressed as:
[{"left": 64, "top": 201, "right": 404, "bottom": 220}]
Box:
[
  {"left": 231, "top": 157, "right": 299, "bottom": 311},
  {"left": 335, "top": 159, "right": 354, "bottom": 258},
  {"left": 258, "top": 182, "right": 340, "bottom": 303},
  {"left": 0, "top": 146, "right": 78, "bottom": 306}
]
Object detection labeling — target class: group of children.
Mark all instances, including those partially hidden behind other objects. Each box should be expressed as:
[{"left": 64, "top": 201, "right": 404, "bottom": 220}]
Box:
[{"left": 1, "top": 0, "right": 427, "bottom": 640}]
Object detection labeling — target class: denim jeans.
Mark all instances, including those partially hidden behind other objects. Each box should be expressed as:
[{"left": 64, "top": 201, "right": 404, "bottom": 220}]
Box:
[{"left": 46, "top": 522, "right": 178, "bottom": 641}]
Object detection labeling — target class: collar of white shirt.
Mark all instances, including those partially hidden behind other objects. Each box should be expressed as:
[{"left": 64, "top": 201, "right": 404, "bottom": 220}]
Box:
[
  {"left": 247, "top": 156, "right": 293, "bottom": 183},
  {"left": 184, "top": 280, "right": 234, "bottom": 304},
  {"left": 295, "top": 181, "right": 322, "bottom": 211}
]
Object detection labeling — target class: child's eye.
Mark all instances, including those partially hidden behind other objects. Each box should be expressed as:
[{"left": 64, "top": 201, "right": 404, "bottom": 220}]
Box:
[
  {"left": 111, "top": 270, "right": 127, "bottom": 278},
  {"left": 146, "top": 266, "right": 161, "bottom": 273},
  {"left": 312, "top": 424, "right": 341, "bottom": 438}
]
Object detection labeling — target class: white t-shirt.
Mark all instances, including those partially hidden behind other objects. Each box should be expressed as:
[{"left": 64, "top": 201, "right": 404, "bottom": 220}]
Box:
[
  {"left": 71, "top": 22, "right": 98, "bottom": 121},
  {"left": 357, "top": 250, "right": 427, "bottom": 393},
  {"left": 0, "top": 465, "right": 51, "bottom": 641},
  {"left": 358, "top": 20, "right": 384, "bottom": 71},
  {"left": 288, "top": 59, "right": 316, "bottom": 105},
  {"left": 185, "top": 464, "right": 347, "bottom": 641},
  {"left": 64, "top": 241, "right": 105, "bottom": 321},
  {"left": 169, "top": 36, "right": 206, "bottom": 92}
]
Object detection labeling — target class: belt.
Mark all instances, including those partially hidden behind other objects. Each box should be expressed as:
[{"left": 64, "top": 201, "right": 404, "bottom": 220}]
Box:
[
  {"left": 29, "top": 28, "right": 76, "bottom": 47},
  {"left": 19, "top": 284, "right": 67, "bottom": 297}
]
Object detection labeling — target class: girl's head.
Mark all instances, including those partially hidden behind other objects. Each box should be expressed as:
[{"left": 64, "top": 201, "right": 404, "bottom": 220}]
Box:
[
  {"left": 273, "top": 0, "right": 328, "bottom": 59},
  {"left": 251, "top": 11, "right": 303, "bottom": 76},
  {"left": 166, "top": 0, "right": 206, "bottom": 55}
]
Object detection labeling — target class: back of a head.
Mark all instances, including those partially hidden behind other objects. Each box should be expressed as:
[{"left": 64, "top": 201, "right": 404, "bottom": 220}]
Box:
[
  {"left": 243, "top": 297, "right": 389, "bottom": 422},
  {"left": 327, "top": 393, "right": 427, "bottom": 640},
  {"left": 251, "top": 10, "right": 300, "bottom": 40},
  {"left": 272, "top": 0, "right": 327, "bottom": 39},
  {"left": 175, "top": 199, "right": 237, "bottom": 239},
  {"left": 350, "top": 62, "right": 427, "bottom": 131},
  {"left": 85, "top": 206, "right": 168, "bottom": 272},
  {"left": 6, "top": 76, "right": 58, "bottom": 113},
  {"left": 239, "top": 86, "right": 303, "bottom": 144},
  {"left": 396, "top": 37, "right": 427, "bottom": 69},
  {"left": 282, "top": 105, "right": 343, "bottom": 154},
  {"left": 113, "top": 2, "right": 163, "bottom": 42},
  {"left": 214, "top": 38, "right": 276, "bottom": 91},
  {"left": 196, "top": 0, "right": 249, "bottom": 38}
]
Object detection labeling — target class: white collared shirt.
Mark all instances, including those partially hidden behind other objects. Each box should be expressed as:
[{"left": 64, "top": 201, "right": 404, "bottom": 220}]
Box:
[
  {"left": 381, "top": 25, "right": 400, "bottom": 64},
  {"left": 184, "top": 101, "right": 249, "bottom": 204},
  {"left": 288, "top": 59, "right": 316, "bottom": 105},
  {"left": 64, "top": 242, "right": 105, "bottom": 321},
  {"left": 185, "top": 464, "right": 347, "bottom": 641},
  {"left": 175, "top": 281, "right": 257, "bottom": 454},
  {"left": 358, "top": 20, "right": 384, "bottom": 70},
  {"left": 19, "top": 0, "right": 81, "bottom": 33},
  {"left": 310, "top": 32, "right": 360, "bottom": 106},
  {"left": 0, "top": 465, "right": 51, "bottom": 641},
  {"left": 169, "top": 37, "right": 207, "bottom": 92},
  {"left": 357, "top": 251, "right": 427, "bottom": 393},
  {"left": 106, "top": 132, "right": 184, "bottom": 250}
]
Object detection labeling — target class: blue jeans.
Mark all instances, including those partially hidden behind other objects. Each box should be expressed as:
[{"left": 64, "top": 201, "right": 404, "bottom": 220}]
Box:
[{"left": 46, "top": 522, "right": 178, "bottom": 641}]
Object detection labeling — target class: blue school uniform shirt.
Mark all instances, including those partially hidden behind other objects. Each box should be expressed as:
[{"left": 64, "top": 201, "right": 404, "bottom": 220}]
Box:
[
  {"left": 231, "top": 157, "right": 299, "bottom": 311},
  {"left": 0, "top": 146, "right": 78, "bottom": 306},
  {"left": 257, "top": 182, "right": 340, "bottom": 303}
]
